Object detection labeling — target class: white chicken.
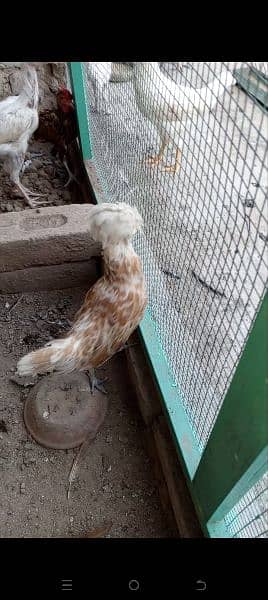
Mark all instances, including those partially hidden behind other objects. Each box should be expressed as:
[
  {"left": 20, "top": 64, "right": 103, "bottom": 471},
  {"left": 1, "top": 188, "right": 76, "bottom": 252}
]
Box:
[
  {"left": 109, "top": 63, "right": 134, "bottom": 83},
  {"left": 88, "top": 63, "right": 134, "bottom": 114},
  {"left": 88, "top": 63, "right": 113, "bottom": 114},
  {"left": 0, "top": 65, "right": 47, "bottom": 208},
  {"left": 132, "top": 62, "right": 236, "bottom": 173}
]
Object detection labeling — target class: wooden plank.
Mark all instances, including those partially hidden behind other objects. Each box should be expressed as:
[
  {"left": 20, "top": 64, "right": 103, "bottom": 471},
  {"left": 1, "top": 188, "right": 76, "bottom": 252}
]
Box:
[
  {"left": 144, "top": 429, "right": 180, "bottom": 536},
  {"left": 193, "top": 293, "right": 268, "bottom": 523},
  {"left": 152, "top": 416, "right": 203, "bottom": 538},
  {"left": 125, "top": 332, "right": 163, "bottom": 425},
  {"left": 125, "top": 335, "right": 203, "bottom": 537}
]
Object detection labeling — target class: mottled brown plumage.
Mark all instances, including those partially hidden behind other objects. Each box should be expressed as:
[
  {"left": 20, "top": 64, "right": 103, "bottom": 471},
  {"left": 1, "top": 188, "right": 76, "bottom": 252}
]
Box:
[{"left": 17, "top": 203, "right": 147, "bottom": 392}]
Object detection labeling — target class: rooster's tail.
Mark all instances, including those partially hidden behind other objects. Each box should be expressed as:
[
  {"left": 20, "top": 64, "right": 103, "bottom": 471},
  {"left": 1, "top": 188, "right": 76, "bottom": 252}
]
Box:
[{"left": 17, "top": 336, "right": 77, "bottom": 377}]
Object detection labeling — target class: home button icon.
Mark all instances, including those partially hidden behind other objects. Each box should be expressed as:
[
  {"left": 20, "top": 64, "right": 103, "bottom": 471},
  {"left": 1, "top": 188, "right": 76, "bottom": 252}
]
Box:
[{"left": 128, "top": 579, "right": 140, "bottom": 591}]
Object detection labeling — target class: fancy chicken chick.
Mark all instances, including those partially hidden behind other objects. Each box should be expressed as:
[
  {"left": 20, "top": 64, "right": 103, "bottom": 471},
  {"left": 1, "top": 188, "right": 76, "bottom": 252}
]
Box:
[{"left": 17, "top": 202, "right": 147, "bottom": 393}]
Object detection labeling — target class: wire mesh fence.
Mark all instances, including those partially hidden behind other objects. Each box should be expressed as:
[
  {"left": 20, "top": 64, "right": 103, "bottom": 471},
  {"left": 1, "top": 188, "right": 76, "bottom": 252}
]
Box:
[
  {"left": 82, "top": 62, "right": 268, "bottom": 536},
  {"left": 224, "top": 471, "right": 268, "bottom": 538}
]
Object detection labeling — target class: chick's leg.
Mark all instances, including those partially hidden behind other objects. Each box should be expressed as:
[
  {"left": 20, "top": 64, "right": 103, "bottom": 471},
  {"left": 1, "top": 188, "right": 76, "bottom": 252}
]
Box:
[
  {"left": 15, "top": 181, "right": 49, "bottom": 209},
  {"left": 145, "top": 138, "right": 167, "bottom": 166},
  {"left": 11, "top": 154, "right": 48, "bottom": 208},
  {"left": 162, "top": 147, "right": 182, "bottom": 174},
  {"left": 87, "top": 368, "right": 108, "bottom": 395},
  {"left": 62, "top": 157, "right": 79, "bottom": 188}
]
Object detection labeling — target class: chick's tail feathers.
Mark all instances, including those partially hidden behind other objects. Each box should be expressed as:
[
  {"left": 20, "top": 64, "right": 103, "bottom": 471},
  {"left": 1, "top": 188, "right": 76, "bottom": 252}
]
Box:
[{"left": 17, "top": 336, "right": 76, "bottom": 377}]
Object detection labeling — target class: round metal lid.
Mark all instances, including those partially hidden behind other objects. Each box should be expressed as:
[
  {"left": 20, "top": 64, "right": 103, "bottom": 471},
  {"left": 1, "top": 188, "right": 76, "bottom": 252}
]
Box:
[{"left": 24, "top": 372, "right": 108, "bottom": 450}]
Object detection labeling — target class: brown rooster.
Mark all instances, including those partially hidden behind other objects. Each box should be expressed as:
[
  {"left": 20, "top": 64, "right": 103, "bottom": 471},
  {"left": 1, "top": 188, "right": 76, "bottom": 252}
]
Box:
[
  {"left": 35, "top": 86, "right": 78, "bottom": 186},
  {"left": 17, "top": 203, "right": 147, "bottom": 393}
]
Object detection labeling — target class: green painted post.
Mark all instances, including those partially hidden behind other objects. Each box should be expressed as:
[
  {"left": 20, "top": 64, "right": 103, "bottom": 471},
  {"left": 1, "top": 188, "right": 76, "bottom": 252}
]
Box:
[
  {"left": 193, "top": 293, "right": 268, "bottom": 525},
  {"left": 68, "top": 62, "right": 92, "bottom": 160},
  {"left": 139, "top": 310, "right": 201, "bottom": 479}
]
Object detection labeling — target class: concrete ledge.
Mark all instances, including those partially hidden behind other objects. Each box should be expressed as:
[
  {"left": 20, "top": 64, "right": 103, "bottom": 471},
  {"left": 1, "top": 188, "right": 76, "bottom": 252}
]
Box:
[
  {"left": 0, "top": 259, "right": 98, "bottom": 294},
  {"left": 0, "top": 204, "right": 101, "bottom": 273}
]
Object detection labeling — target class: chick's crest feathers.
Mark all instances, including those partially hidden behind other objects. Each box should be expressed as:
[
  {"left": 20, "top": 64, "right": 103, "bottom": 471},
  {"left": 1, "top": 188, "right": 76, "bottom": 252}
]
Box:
[{"left": 88, "top": 202, "right": 143, "bottom": 245}]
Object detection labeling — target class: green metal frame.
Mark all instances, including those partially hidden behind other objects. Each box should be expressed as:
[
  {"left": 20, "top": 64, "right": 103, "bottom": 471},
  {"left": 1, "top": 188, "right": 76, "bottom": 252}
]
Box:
[
  {"left": 194, "top": 293, "right": 268, "bottom": 535},
  {"left": 69, "top": 63, "right": 92, "bottom": 159},
  {"left": 139, "top": 312, "right": 201, "bottom": 479},
  {"left": 234, "top": 67, "right": 268, "bottom": 113},
  {"left": 68, "top": 62, "right": 268, "bottom": 538}
]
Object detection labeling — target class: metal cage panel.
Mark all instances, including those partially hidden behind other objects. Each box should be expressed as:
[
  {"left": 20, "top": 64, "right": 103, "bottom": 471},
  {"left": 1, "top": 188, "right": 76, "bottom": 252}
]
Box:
[{"left": 70, "top": 62, "right": 268, "bottom": 537}]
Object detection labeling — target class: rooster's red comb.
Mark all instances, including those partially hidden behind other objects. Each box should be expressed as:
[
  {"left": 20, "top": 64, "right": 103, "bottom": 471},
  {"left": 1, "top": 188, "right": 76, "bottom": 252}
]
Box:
[{"left": 57, "top": 86, "right": 73, "bottom": 97}]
